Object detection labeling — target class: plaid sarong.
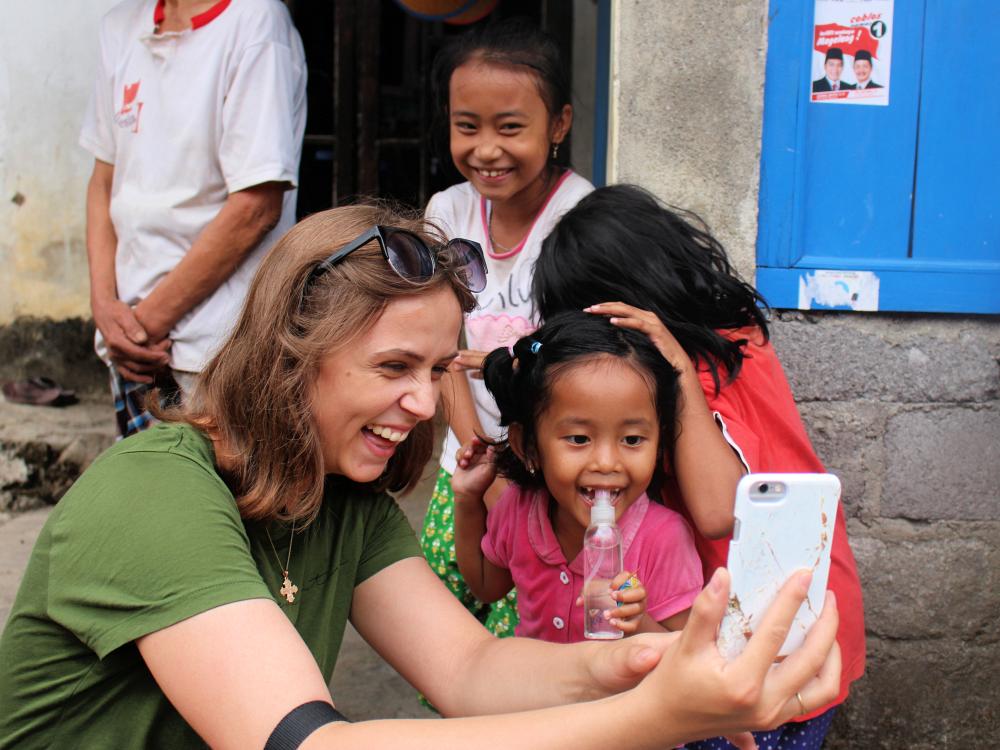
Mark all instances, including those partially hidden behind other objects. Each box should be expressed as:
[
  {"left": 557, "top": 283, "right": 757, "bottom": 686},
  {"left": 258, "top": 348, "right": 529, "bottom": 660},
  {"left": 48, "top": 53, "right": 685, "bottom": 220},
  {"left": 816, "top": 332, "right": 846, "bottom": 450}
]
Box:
[{"left": 109, "top": 367, "right": 182, "bottom": 439}]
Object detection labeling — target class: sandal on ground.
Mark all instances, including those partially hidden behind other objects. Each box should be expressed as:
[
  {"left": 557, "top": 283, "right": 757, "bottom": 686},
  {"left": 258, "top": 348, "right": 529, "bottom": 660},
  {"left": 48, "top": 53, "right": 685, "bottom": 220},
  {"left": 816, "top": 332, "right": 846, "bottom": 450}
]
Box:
[{"left": 2, "top": 377, "right": 78, "bottom": 407}]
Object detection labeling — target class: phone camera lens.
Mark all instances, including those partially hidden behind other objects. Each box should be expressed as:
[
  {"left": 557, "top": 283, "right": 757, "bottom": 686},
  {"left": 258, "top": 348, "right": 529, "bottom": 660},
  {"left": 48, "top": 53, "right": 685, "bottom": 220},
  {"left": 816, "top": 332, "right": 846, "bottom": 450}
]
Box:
[{"left": 758, "top": 483, "right": 769, "bottom": 493}]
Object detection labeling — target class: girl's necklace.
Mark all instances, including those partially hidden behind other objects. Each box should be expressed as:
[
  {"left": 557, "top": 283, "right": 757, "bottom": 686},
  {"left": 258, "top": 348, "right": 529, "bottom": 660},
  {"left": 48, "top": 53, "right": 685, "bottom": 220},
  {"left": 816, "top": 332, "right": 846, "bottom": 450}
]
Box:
[
  {"left": 265, "top": 520, "right": 298, "bottom": 604},
  {"left": 487, "top": 169, "right": 560, "bottom": 254},
  {"left": 487, "top": 209, "right": 516, "bottom": 254}
]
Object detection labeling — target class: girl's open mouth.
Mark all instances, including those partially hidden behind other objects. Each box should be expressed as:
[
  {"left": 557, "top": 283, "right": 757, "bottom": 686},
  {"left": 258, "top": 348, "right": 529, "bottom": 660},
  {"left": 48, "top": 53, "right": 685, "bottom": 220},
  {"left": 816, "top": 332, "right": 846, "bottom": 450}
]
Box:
[{"left": 580, "top": 487, "right": 624, "bottom": 506}]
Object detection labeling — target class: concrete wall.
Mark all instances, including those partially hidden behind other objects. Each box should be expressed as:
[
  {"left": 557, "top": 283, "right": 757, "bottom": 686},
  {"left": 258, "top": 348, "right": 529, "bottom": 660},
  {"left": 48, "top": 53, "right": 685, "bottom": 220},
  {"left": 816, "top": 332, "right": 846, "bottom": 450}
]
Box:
[
  {"left": 609, "top": 1, "right": 1000, "bottom": 747},
  {"left": 0, "top": 3, "right": 118, "bottom": 393},
  {"left": 0, "top": 3, "right": 117, "bottom": 325},
  {"left": 570, "top": 0, "right": 597, "bottom": 183}
]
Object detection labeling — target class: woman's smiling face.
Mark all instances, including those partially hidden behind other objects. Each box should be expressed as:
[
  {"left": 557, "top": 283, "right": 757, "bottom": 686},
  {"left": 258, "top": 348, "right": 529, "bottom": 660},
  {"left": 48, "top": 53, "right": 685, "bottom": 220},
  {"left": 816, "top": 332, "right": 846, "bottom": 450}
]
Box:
[{"left": 311, "top": 285, "right": 462, "bottom": 482}]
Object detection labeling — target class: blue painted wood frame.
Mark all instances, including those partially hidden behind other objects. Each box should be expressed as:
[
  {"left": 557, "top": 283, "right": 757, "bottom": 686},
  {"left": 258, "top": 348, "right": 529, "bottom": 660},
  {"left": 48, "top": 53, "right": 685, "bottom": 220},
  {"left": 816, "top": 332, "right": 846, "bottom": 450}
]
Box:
[{"left": 757, "top": 0, "right": 1000, "bottom": 314}]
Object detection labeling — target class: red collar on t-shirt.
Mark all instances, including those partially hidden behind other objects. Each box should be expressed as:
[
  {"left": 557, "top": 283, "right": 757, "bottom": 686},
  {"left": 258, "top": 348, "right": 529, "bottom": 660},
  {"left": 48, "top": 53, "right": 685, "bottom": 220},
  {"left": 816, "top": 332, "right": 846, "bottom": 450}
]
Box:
[{"left": 153, "top": 0, "right": 232, "bottom": 30}]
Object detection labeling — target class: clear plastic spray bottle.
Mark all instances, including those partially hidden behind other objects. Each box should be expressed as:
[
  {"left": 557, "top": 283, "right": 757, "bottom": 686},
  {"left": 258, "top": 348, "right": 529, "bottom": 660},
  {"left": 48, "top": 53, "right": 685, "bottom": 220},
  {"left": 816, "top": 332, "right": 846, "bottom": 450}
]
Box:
[{"left": 583, "top": 489, "right": 624, "bottom": 639}]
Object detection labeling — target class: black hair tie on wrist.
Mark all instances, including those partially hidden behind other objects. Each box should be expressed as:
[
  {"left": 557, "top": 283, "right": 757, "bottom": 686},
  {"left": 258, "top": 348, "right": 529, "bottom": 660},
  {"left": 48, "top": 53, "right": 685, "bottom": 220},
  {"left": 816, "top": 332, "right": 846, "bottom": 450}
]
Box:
[{"left": 264, "top": 701, "right": 350, "bottom": 750}]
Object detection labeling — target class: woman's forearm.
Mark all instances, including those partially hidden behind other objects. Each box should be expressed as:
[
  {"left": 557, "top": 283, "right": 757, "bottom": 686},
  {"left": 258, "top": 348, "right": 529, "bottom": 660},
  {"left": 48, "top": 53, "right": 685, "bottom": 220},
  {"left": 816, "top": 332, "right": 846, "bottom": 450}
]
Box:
[
  {"left": 304, "top": 690, "right": 656, "bottom": 750},
  {"left": 311, "top": 569, "right": 841, "bottom": 749}
]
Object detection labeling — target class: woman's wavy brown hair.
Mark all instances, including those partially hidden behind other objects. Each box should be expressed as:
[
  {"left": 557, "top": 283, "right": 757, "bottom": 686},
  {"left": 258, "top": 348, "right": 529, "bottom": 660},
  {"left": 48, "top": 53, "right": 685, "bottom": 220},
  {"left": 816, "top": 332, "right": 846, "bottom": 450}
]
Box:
[{"left": 175, "top": 203, "right": 475, "bottom": 525}]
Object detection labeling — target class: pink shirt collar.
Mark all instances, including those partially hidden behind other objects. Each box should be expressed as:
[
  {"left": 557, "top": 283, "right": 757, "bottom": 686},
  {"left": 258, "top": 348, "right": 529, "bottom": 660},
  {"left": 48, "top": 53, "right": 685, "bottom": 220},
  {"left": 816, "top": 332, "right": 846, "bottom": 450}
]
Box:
[
  {"left": 479, "top": 170, "right": 574, "bottom": 260},
  {"left": 526, "top": 490, "right": 651, "bottom": 574}
]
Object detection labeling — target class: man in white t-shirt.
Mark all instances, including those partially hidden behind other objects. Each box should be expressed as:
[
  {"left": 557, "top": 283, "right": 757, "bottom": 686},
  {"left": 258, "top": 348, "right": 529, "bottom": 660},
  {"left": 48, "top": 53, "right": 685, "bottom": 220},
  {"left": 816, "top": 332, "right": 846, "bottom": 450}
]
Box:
[{"left": 80, "top": 0, "right": 306, "bottom": 436}]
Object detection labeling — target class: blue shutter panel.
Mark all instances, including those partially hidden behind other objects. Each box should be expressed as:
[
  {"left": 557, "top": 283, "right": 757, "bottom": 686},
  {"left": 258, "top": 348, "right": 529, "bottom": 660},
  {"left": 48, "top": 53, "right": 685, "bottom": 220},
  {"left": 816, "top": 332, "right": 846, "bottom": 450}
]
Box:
[{"left": 757, "top": 0, "right": 1000, "bottom": 314}]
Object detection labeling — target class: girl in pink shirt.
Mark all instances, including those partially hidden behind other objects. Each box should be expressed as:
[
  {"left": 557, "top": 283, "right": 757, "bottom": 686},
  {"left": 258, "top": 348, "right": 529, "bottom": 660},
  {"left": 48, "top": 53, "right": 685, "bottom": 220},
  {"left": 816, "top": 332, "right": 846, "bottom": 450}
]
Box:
[
  {"left": 451, "top": 312, "right": 703, "bottom": 641},
  {"left": 534, "top": 184, "right": 865, "bottom": 749}
]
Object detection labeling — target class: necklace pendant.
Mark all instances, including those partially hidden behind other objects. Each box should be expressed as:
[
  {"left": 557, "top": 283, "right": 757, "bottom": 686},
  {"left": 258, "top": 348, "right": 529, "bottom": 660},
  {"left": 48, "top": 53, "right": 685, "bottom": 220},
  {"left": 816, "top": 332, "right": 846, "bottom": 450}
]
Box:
[{"left": 280, "top": 573, "right": 299, "bottom": 604}]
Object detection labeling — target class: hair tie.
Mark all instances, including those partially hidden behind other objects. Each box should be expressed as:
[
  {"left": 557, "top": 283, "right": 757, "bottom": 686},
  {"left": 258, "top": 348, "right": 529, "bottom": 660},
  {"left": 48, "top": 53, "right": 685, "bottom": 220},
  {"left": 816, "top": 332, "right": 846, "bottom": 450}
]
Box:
[
  {"left": 530, "top": 341, "right": 542, "bottom": 354},
  {"left": 508, "top": 344, "right": 520, "bottom": 373}
]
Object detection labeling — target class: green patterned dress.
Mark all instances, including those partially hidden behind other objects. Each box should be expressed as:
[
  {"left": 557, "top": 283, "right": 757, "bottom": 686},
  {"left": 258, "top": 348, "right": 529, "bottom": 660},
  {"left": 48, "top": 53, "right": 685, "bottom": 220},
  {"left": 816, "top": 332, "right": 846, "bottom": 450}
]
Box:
[{"left": 420, "top": 468, "right": 518, "bottom": 636}]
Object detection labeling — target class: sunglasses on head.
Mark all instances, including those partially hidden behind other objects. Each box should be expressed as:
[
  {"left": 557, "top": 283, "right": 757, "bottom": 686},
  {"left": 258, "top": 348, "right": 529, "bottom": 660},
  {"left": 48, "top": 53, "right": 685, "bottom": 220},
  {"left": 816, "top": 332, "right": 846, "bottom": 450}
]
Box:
[{"left": 304, "top": 225, "right": 488, "bottom": 298}]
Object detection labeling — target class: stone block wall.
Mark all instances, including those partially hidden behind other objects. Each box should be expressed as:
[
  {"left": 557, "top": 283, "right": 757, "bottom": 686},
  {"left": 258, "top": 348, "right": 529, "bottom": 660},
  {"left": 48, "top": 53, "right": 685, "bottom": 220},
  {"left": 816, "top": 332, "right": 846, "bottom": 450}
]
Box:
[
  {"left": 773, "top": 312, "right": 1000, "bottom": 747},
  {"left": 610, "top": 1, "right": 1000, "bottom": 744}
]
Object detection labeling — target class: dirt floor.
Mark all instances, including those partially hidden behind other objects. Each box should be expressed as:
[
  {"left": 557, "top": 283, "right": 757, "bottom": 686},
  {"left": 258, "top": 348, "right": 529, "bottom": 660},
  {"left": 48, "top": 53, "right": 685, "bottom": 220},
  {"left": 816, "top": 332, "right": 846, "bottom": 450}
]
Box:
[{"left": 328, "top": 468, "right": 441, "bottom": 720}]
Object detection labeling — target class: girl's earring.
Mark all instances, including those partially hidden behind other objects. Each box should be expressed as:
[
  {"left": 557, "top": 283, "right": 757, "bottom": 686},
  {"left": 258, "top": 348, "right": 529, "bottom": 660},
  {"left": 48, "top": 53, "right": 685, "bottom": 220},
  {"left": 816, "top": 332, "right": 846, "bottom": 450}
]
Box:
[{"left": 550, "top": 142, "right": 559, "bottom": 161}]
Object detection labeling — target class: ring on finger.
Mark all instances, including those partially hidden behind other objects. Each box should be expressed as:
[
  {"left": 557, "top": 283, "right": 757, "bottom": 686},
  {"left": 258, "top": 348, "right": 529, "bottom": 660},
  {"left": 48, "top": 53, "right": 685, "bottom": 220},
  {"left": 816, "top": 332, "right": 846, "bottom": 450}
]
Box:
[{"left": 795, "top": 691, "right": 806, "bottom": 715}]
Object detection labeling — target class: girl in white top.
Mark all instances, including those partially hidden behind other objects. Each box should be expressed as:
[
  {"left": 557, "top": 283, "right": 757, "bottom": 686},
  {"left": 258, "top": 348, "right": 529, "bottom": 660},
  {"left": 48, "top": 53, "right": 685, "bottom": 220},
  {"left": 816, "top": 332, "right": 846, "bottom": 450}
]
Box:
[{"left": 420, "top": 19, "right": 593, "bottom": 636}]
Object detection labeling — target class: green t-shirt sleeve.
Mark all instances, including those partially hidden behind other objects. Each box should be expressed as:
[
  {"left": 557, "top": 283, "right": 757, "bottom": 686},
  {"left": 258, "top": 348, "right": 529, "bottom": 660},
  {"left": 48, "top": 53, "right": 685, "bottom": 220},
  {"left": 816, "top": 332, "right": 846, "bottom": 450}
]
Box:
[
  {"left": 354, "top": 491, "right": 422, "bottom": 586},
  {"left": 47, "top": 448, "right": 271, "bottom": 659}
]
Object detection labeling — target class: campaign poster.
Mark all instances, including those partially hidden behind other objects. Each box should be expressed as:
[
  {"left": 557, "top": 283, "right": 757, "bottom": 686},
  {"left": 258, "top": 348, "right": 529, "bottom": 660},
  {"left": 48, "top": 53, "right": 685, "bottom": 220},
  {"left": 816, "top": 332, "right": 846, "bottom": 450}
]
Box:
[{"left": 810, "top": 0, "right": 893, "bottom": 106}]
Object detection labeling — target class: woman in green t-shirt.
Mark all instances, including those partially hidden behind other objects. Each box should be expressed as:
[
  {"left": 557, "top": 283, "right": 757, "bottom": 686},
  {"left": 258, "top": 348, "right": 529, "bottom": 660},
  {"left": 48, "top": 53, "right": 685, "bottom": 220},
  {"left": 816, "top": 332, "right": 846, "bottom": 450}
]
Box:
[{"left": 0, "top": 204, "right": 840, "bottom": 750}]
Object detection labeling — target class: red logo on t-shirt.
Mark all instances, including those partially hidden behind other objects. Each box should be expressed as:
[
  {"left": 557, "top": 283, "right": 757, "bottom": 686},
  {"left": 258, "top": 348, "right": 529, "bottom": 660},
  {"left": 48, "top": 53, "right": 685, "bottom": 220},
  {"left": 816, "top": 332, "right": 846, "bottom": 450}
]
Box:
[{"left": 114, "top": 81, "right": 143, "bottom": 133}]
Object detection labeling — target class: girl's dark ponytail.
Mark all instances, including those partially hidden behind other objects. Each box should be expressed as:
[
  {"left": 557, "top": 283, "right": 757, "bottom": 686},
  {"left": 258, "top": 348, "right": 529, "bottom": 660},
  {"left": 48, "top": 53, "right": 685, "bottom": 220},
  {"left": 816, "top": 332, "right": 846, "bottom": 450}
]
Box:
[
  {"left": 482, "top": 347, "right": 520, "bottom": 424},
  {"left": 483, "top": 338, "right": 547, "bottom": 489}
]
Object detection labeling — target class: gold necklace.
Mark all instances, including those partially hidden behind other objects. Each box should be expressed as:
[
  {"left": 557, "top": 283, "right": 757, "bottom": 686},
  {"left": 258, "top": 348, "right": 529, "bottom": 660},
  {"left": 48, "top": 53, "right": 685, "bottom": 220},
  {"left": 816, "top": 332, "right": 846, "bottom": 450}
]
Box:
[{"left": 265, "top": 521, "right": 298, "bottom": 604}]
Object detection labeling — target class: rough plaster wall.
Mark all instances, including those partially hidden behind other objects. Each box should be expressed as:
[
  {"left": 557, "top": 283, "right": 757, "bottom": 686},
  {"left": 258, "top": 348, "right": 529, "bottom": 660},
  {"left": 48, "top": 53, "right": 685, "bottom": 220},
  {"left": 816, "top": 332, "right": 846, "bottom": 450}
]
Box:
[
  {"left": 0, "top": 3, "right": 118, "bottom": 324},
  {"left": 780, "top": 312, "right": 1000, "bottom": 748},
  {"left": 610, "top": 1, "right": 1000, "bottom": 747},
  {"left": 609, "top": 0, "right": 765, "bottom": 277}
]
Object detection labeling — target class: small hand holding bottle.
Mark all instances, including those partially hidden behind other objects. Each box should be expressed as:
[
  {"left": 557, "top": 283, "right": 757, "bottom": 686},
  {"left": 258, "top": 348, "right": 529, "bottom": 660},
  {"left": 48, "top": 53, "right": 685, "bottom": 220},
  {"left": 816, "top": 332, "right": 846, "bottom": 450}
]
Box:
[
  {"left": 607, "top": 572, "right": 648, "bottom": 634},
  {"left": 575, "top": 571, "right": 648, "bottom": 636}
]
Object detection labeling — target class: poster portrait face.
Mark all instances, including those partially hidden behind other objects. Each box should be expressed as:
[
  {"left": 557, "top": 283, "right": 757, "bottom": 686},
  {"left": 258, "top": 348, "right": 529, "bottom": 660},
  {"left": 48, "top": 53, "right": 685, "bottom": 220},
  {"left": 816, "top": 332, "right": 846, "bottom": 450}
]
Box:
[
  {"left": 824, "top": 57, "right": 843, "bottom": 82},
  {"left": 854, "top": 59, "right": 873, "bottom": 85},
  {"left": 811, "top": 2, "right": 892, "bottom": 107}
]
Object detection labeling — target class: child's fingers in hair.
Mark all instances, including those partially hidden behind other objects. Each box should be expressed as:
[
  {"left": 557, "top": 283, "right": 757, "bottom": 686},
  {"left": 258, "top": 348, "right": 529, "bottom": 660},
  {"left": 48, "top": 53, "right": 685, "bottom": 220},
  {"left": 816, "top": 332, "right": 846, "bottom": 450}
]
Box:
[
  {"left": 590, "top": 304, "right": 689, "bottom": 366},
  {"left": 605, "top": 313, "right": 660, "bottom": 340},
  {"left": 584, "top": 301, "right": 655, "bottom": 321},
  {"left": 609, "top": 312, "right": 660, "bottom": 334},
  {"left": 583, "top": 301, "right": 630, "bottom": 313}
]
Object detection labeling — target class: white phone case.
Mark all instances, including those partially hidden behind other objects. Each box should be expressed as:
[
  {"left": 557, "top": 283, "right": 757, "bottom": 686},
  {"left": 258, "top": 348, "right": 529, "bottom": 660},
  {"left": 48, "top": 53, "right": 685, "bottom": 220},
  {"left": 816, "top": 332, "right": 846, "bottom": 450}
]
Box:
[{"left": 717, "top": 472, "right": 841, "bottom": 660}]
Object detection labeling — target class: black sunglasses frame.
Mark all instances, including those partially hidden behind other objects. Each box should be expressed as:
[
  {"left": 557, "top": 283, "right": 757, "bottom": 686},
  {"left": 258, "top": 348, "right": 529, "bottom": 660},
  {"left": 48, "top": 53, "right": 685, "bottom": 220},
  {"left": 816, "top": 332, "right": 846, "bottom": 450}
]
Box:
[{"left": 304, "top": 225, "right": 487, "bottom": 295}]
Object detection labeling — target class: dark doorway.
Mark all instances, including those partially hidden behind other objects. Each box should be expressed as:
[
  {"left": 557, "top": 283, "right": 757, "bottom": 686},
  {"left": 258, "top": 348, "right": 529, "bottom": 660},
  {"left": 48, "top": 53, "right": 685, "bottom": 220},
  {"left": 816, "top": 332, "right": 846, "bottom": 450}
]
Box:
[{"left": 287, "top": 0, "right": 596, "bottom": 217}]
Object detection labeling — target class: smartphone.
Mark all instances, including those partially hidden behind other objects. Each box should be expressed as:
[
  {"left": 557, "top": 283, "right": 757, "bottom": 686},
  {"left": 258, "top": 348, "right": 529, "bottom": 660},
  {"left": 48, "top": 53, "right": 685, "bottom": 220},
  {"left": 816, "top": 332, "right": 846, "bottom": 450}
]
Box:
[{"left": 717, "top": 472, "right": 841, "bottom": 660}]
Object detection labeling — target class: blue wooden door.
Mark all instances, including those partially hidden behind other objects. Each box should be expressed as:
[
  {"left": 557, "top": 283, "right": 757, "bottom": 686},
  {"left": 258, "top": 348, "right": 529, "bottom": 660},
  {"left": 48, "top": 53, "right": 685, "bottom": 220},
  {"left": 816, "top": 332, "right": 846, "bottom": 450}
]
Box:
[{"left": 757, "top": 0, "right": 1000, "bottom": 313}]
